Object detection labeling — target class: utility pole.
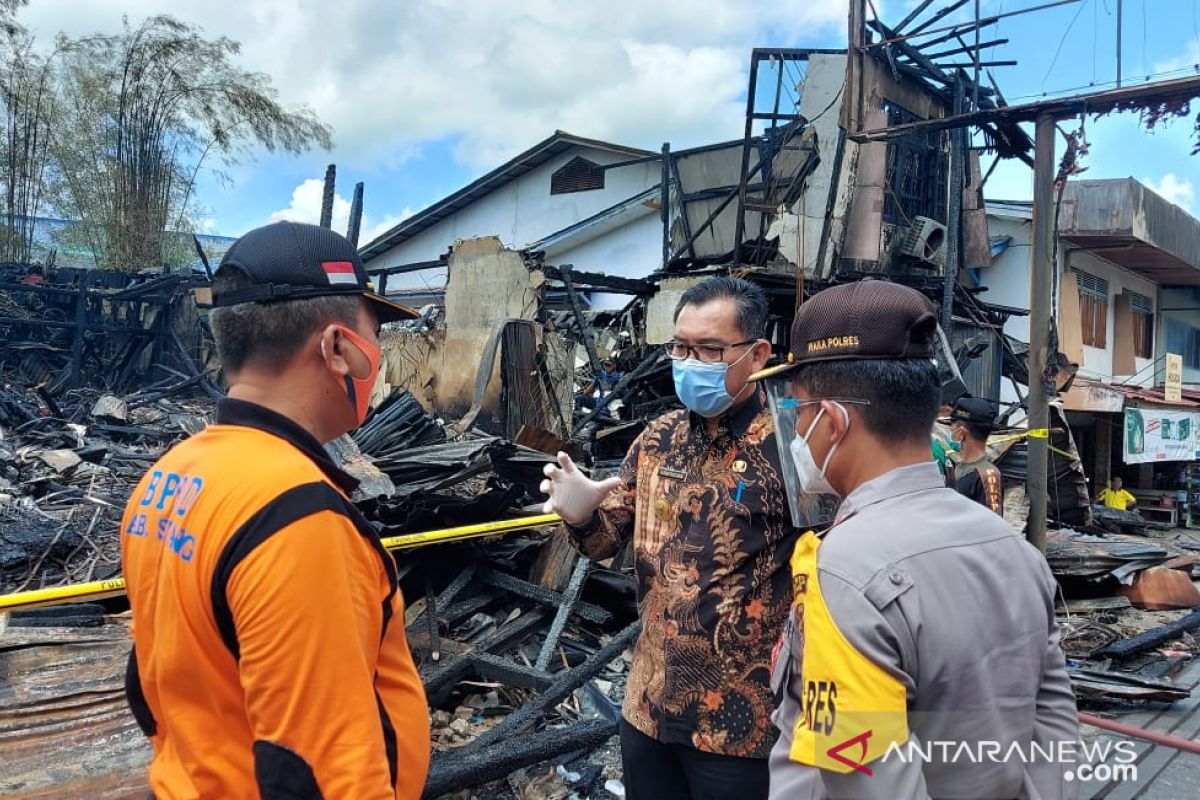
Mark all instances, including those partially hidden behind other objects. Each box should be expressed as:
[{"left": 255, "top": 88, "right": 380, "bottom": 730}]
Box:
[
  {"left": 1116, "top": 0, "right": 1123, "bottom": 87},
  {"left": 1027, "top": 113, "right": 1056, "bottom": 554},
  {"left": 942, "top": 77, "right": 966, "bottom": 333}
]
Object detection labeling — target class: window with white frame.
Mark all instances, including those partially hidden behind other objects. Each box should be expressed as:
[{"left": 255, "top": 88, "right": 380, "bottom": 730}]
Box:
[
  {"left": 1128, "top": 291, "right": 1154, "bottom": 359},
  {"left": 1074, "top": 269, "right": 1109, "bottom": 349}
]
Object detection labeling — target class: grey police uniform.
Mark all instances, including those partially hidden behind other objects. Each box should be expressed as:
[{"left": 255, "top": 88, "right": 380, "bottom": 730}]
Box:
[{"left": 768, "top": 462, "right": 1080, "bottom": 800}]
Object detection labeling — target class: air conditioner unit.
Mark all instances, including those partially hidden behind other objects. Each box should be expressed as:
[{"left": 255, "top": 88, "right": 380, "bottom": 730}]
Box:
[{"left": 899, "top": 216, "right": 947, "bottom": 267}]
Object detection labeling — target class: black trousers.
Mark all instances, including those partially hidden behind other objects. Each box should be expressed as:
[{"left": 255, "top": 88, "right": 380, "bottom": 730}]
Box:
[{"left": 620, "top": 719, "right": 769, "bottom": 800}]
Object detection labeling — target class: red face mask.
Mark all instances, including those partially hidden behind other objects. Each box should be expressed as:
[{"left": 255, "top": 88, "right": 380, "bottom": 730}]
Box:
[{"left": 327, "top": 325, "right": 382, "bottom": 427}]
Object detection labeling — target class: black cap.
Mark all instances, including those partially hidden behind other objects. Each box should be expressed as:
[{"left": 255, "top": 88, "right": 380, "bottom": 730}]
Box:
[
  {"left": 749, "top": 280, "right": 938, "bottom": 381},
  {"left": 212, "top": 221, "right": 416, "bottom": 323},
  {"left": 947, "top": 396, "right": 996, "bottom": 427}
]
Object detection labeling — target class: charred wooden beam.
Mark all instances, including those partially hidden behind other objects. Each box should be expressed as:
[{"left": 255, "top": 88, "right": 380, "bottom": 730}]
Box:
[
  {"left": 893, "top": 0, "right": 938, "bottom": 35},
  {"left": 421, "top": 609, "right": 548, "bottom": 693},
  {"left": 906, "top": 0, "right": 970, "bottom": 38},
  {"left": 366, "top": 259, "right": 447, "bottom": 277},
  {"left": 320, "top": 164, "right": 336, "bottom": 228},
  {"left": 470, "top": 620, "right": 640, "bottom": 749},
  {"left": 422, "top": 718, "right": 617, "bottom": 798},
  {"left": 922, "top": 38, "right": 1008, "bottom": 60},
  {"left": 346, "top": 182, "right": 365, "bottom": 246},
  {"left": 535, "top": 555, "right": 589, "bottom": 671},
  {"left": 477, "top": 568, "right": 612, "bottom": 625},
  {"left": 540, "top": 264, "right": 655, "bottom": 295},
  {"left": 471, "top": 652, "right": 554, "bottom": 691},
  {"left": 855, "top": 76, "right": 1200, "bottom": 142},
  {"left": 1101, "top": 609, "right": 1200, "bottom": 659}
]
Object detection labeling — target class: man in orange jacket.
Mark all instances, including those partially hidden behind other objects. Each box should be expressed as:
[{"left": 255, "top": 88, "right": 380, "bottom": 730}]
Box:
[{"left": 121, "top": 221, "right": 430, "bottom": 799}]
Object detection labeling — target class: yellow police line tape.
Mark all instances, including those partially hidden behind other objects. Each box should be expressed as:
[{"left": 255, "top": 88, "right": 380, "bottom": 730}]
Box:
[
  {"left": 0, "top": 513, "right": 563, "bottom": 613},
  {"left": 992, "top": 428, "right": 1076, "bottom": 460}
]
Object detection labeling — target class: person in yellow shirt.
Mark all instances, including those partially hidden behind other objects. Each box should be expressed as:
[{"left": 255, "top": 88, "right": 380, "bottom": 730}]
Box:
[{"left": 1098, "top": 476, "right": 1137, "bottom": 510}]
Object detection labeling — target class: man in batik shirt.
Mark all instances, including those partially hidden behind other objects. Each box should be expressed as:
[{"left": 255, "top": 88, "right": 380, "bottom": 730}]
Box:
[{"left": 542, "top": 276, "right": 798, "bottom": 800}]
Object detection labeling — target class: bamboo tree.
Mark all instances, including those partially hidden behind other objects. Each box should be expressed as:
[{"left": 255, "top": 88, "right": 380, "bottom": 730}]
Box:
[
  {"left": 52, "top": 15, "right": 331, "bottom": 270},
  {"left": 0, "top": 28, "right": 59, "bottom": 262}
]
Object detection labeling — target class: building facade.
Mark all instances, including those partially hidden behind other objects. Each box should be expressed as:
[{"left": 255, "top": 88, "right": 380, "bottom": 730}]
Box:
[{"left": 984, "top": 179, "right": 1200, "bottom": 505}]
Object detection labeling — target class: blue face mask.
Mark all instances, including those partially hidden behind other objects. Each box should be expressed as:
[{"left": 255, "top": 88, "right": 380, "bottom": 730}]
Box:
[{"left": 672, "top": 348, "right": 753, "bottom": 418}]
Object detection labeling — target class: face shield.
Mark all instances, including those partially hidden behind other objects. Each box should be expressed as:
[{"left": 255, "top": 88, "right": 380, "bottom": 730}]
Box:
[
  {"left": 763, "top": 378, "right": 843, "bottom": 532},
  {"left": 934, "top": 323, "right": 968, "bottom": 404}
]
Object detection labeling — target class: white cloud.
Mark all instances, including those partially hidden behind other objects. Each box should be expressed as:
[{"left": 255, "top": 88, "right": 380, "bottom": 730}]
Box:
[
  {"left": 17, "top": 0, "right": 847, "bottom": 169},
  {"left": 270, "top": 179, "right": 352, "bottom": 230},
  {"left": 1154, "top": 36, "right": 1200, "bottom": 76},
  {"left": 269, "top": 179, "right": 412, "bottom": 242},
  {"left": 1143, "top": 173, "right": 1196, "bottom": 211},
  {"left": 362, "top": 209, "right": 414, "bottom": 244}
]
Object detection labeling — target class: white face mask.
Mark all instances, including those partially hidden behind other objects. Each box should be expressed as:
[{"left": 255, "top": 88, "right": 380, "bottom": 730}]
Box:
[{"left": 788, "top": 405, "right": 846, "bottom": 496}]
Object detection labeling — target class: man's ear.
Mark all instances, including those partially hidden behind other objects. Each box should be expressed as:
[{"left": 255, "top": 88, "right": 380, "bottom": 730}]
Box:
[
  {"left": 319, "top": 324, "right": 351, "bottom": 378},
  {"left": 750, "top": 339, "right": 771, "bottom": 370},
  {"left": 820, "top": 399, "right": 851, "bottom": 444}
]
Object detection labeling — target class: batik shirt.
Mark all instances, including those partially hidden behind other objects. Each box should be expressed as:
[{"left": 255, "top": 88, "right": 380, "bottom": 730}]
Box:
[{"left": 567, "top": 391, "right": 797, "bottom": 759}]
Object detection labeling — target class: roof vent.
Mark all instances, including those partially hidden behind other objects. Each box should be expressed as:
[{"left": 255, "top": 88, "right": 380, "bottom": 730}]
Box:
[{"left": 551, "top": 157, "right": 605, "bottom": 194}]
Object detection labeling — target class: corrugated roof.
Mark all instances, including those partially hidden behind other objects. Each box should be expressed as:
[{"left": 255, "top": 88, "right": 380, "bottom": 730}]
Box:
[
  {"left": 1119, "top": 383, "right": 1200, "bottom": 408},
  {"left": 1068, "top": 377, "right": 1200, "bottom": 410},
  {"left": 0, "top": 622, "right": 150, "bottom": 798},
  {"left": 985, "top": 199, "right": 1033, "bottom": 219},
  {"left": 359, "top": 131, "right": 654, "bottom": 261}
]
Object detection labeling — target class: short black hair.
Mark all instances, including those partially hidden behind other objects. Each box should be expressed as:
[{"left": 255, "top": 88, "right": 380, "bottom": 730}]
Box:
[
  {"left": 794, "top": 358, "right": 940, "bottom": 443},
  {"left": 959, "top": 420, "right": 994, "bottom": 442},
  {"left": 674, "top": 276, "right": 768, "bottom": 339},
  {"left": 210, "top": 265, "right": 362, "bottom": 373}
]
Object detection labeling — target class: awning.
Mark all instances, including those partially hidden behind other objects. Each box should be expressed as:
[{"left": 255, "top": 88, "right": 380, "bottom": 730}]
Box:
[
  {"left": 1059, "top": 179, "right": 1200, "bottom": 285},
  {"left": 1061, "top": 378, "right": 1200, "bottom": 414}
]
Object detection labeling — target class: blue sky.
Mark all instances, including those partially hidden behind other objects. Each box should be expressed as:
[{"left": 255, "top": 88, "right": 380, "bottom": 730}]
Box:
[{"left": 18, "top": 1, "right": 1200, "bottom": 241}]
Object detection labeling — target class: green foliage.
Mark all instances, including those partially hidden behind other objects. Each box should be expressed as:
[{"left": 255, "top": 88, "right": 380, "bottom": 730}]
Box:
[
  {"left": 0, "top": 27, "right": 59, "bottom": 262},
  {"left": 0, "top": 11, "right": 331, "bottom": 271}
]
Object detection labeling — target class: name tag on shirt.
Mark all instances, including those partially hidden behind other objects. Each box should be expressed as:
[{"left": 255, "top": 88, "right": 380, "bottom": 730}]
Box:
[{"left": 658, "top": 466, "right": 686, "bottom": 480}]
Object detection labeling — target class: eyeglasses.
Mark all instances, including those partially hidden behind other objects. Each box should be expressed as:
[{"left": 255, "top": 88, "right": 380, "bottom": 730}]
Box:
[
  {"left": 664, "top": 339, "right": 756, "bottom": 363},
  {"left": 775, "top": 397, "right": 871, "bottom": 410}
]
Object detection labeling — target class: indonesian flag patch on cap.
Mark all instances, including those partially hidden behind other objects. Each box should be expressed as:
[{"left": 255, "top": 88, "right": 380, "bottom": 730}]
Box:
[{"left": 322, "top": 260, "right": 358, "bottom": 286}]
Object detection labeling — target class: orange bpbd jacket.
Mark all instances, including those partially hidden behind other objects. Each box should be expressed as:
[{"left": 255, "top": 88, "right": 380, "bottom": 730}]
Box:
[{"left": 121, "top": 399, "right": 429, "bottom": 799}]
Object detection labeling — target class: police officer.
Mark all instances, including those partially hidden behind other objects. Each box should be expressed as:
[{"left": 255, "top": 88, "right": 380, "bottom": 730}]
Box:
[
  {"left": 944, "top": 396, "right": 1004, "bottom": 515},
  {"left": 750, "top": 281, "right": 1079, "bottom": 799}
]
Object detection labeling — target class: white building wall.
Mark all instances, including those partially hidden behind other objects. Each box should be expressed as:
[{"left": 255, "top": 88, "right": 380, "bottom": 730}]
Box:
[
  {"left": 774, "top": 53, "right": 848, "bottom": 274},
  {"left": 979, "top": 213, "right": 1034, "bottom": 346},
  {"left": 984, "top": 209, "right": 1160, "bottom": 403},
  {"left": 547, "top": 212, "right": 663, "bottom": 309},
  {"left": 1067, "top": 249, "right": 1158, "bottom": 384},
  {"left": 369, "top": 146, "right": 660, "bottom": 289}
]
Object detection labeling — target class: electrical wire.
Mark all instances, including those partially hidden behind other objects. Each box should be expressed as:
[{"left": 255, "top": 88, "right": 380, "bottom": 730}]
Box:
[
  {"left": 1112, "top": 352, "right": 1166, "bottom": 387},
  {"left": 1010, "top": 63, "right": 1200, "bottom": 101},
  {"left": 1041, "top": 0, "right": 1092, "bottom": 88}
]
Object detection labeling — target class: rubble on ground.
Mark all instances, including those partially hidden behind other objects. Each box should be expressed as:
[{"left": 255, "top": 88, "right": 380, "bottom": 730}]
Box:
[
  {"left": 0, "top": 271, "right": 644, "bottom": 797},
  {"left": 0, "top": 387, "right": 211, "bottom": 594},
  {"left": 1050, "top": 526, "right": 1200, "bottom": 706}
]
